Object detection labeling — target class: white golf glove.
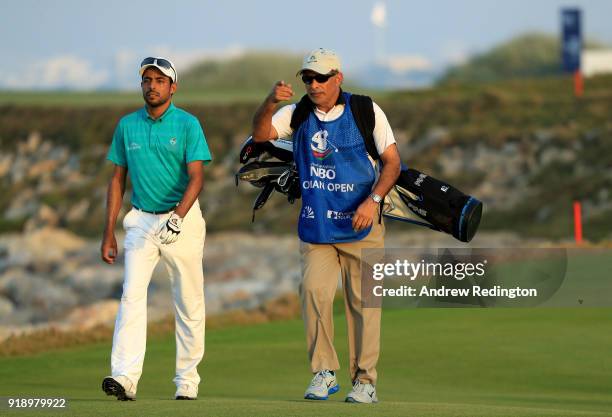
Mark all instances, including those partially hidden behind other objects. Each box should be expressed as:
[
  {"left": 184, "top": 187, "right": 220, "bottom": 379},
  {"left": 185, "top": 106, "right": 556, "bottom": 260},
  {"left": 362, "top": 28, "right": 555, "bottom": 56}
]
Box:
[{"left": 157, "top": 213, "right": 183, "bottom": 244}]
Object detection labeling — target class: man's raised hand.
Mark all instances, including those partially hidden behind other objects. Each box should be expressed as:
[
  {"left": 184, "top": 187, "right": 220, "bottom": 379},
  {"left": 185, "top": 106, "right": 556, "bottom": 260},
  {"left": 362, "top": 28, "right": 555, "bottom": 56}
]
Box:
[{"left": 269, "top": 80, "right": 294, "bottom": 104}]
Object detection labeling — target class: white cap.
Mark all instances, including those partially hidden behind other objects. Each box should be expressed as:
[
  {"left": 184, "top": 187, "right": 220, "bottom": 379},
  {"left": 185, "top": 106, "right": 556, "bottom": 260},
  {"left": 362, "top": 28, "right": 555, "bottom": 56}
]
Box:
[
  {"left": 139, "top": 57, "right": 177, "bottom": 83},
  {"left": 297, "top": 48, "right": 341, "bottom": 76}
]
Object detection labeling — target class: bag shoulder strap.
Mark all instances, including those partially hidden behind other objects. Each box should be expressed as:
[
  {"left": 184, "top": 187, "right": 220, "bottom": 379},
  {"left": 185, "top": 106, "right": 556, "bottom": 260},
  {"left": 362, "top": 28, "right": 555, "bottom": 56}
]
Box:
[
  {"left": 289, "top": 94, "right": 313, "bottom": 131},
  {"left": 349, "top": 94, "right": 379, "bottom": 161}
]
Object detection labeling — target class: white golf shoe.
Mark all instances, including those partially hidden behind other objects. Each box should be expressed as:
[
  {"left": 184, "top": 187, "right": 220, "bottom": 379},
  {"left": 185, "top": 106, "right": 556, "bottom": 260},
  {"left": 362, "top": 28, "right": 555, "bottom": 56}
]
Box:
[
  {"left": 175, "top": 384, "right": 198, "bottom": 400},
  {"left": 345, "top": 380, "right": 378, "bottom": 403},
  {"left": 304, "top": 370, "right": 339, "bottom": 400}
]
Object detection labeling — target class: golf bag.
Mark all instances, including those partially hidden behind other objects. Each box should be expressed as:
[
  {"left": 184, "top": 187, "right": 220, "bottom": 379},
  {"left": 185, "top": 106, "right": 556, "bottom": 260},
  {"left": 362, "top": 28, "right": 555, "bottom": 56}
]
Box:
[
  {"left": 385, "top": 168, "right": 482, "bottom": 242},
  {"left": 236, "top": 94, "right": 483, "bottom": 242},
  {"left": 236, "top": 137, "right": 299, "bottom": 221}
]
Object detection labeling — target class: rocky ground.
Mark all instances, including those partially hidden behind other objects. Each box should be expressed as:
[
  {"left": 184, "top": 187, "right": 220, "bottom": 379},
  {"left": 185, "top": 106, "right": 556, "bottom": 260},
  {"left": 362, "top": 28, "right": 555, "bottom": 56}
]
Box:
[
  {"left": 3, "top": 124, "right": 612, "bottom": 240},
  {"left": 2, "top": 123, "right": 610, "bottom": 343},
  {"left": 0, "top": 224, "right": 541, "bottom": 343},
  {"left": 0, "top": 228, "right": 299, "bottom": 342}
]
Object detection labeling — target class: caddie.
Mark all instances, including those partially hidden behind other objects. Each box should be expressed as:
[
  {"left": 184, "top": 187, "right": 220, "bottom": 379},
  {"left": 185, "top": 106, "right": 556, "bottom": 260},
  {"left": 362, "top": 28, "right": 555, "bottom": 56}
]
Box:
[
  {"left": 100, "top": 57, "right": 212, "bottom": 401},
  {"left": 251, "top": 48, "right": 401, "bottom": 403}
]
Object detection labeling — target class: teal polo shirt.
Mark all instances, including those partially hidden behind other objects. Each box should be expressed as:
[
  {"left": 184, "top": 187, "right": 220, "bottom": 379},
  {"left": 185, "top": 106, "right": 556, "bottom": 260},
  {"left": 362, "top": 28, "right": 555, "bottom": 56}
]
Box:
[{"left": 107, "top": 103, "right": 212, "bottom": 212}]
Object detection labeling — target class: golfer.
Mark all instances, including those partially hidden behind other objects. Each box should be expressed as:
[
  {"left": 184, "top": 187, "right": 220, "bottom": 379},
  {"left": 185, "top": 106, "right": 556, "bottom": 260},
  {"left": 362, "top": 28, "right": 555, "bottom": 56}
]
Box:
[
  {"left": 100, "top": 57, "right": 212, "bottom": 401},
  {"left": 252, "top": 48, "right": 401, "bottom": 403}
]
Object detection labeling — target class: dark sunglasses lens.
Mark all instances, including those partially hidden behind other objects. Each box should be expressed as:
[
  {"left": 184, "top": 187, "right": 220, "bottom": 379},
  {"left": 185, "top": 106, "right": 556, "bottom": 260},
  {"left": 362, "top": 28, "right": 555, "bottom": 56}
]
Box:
[
  {"left": 155, "top": 59, "right": 172, "bottom": 70},
  {"left": 302, "top": 73, "right": 333, "bottom": 84},
  {"left": 140, "top": 57, "right": 173, "bottom": 71}
]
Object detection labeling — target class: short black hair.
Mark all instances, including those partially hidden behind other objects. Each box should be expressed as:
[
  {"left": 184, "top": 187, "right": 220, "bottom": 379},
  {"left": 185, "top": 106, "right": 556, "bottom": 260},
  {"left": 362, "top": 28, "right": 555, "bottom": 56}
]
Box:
[{"left": 141, "top": 66, "right": 174, "bottom": 83}]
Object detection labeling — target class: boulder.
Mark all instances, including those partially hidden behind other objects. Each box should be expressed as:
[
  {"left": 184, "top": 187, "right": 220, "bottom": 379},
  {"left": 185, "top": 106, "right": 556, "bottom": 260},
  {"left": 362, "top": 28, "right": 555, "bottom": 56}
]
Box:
[
  {"left": 0, "top": 295, "right": 14, "bottom": 317},
  {"left": 17, "top": 131, "right": 42, "bottom": 155},
  {"left": 59, "top": 300, "right": 119, "bottom": 331},
  {"left": 3, "top": 189, "right": 37, "bottom": 221},
  {"left": 66, "top": 199, "right": 91, "bottom": 223},
  {"left": 66, "top": 264, "right": 124, "bottom": 303},
  {"left": 28, "top": 160, "right": 58, "bottom": 179},
  {"left": 0, "top": 155, "right": 11, "bottom": 178},
  {"left": 0, "top": 228, "right": 85, "bottom": 267},
  {"left": 1, "top": 271, "right": 79, "bottom": 322},
  {"left": 24, "top": 204, "right": 60, "bottom": 231}
]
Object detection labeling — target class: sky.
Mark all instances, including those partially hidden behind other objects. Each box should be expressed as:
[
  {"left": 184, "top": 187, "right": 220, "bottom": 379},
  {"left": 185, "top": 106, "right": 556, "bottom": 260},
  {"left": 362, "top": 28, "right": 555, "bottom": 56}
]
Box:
[{"left": 1, "top": 0, "right": 611, "bottom": 90}]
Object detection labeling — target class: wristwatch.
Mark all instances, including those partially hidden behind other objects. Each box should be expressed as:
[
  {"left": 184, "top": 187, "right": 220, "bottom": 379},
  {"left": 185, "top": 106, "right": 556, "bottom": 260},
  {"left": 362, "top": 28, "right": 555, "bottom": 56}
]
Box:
[{"left": 370, "top": 193, "right": 382, "bottom": 203}]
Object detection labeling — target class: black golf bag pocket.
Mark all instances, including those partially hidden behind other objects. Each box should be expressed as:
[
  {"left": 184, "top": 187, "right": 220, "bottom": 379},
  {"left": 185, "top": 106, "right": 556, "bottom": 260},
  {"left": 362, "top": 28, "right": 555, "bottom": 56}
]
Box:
[{"left": 386, "top": 168, "right": 483, "bottom": 242}]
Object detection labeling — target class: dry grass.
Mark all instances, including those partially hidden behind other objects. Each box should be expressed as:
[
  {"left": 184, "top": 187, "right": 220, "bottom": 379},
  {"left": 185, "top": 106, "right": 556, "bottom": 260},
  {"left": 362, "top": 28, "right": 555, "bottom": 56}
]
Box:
[{"left": 0, "top": 293, "right": 301, "bottom": 357}]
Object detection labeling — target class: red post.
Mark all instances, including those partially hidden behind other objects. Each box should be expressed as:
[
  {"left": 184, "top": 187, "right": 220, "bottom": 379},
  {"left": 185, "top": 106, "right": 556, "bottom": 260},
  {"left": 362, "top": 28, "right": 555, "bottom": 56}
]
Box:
[
  {"left": 573, "top": 201, "right": 583, "bottom": 244},
  {"left": 574, "top": 71, "right": 584, "bottom": 97}
]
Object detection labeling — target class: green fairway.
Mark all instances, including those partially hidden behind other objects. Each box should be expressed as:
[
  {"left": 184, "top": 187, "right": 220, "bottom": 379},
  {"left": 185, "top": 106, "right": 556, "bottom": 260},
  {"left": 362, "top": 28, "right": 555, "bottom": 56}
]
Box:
[{"left": 1, "top": 308, "right": 611, "bottom": 417}]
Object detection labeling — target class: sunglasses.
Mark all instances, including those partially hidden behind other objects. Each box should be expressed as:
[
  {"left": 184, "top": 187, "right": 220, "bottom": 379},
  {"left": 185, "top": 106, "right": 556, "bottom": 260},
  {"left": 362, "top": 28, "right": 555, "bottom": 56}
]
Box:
[
  {"left": 301, "top": 71, "right": 337, "bottom": 85},
  {"left": 140, "top": 57, "right": 176, "bottom": 81},
  {"left": 141, "top": 57, "right": 174, "bottom": 71}
]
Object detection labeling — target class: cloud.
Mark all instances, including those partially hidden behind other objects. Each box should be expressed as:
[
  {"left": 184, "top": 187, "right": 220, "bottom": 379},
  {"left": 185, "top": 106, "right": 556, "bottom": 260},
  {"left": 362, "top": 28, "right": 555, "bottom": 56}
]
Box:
[
  {"left": 111, "top": 45, "right": 247, "bottom": 89},
  {"left": 2, "top": 46, "right": 264, "bottom": 91},
  {"left": 3, "top": 55, "right": 110, "bottom": 90},
  {"left": 441, "top": 41, "right": 471, "bottom": 66},
  {"left": 371, "top": 1, "right": 386, "bottom": 28},
  {"left": 114, "top": 49, "right": 139, "bottom": 89},
  {"left": 383, "top": 55, "right": 433, "bottom": 74},
  {"left": 147, "top": 45, "right": 246, "bottom": 74}
]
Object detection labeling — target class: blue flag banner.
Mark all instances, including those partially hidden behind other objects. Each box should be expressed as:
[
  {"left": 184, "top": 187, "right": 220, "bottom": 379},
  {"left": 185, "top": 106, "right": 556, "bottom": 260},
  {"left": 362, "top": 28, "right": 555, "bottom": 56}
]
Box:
[{"left": 561, "top": 8, "right": 582, "bottom": 73}]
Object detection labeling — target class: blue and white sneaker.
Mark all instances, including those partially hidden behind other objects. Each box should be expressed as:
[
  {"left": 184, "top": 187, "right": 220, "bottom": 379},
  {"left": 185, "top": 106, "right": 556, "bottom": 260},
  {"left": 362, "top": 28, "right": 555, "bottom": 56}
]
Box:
[
  {"left": 345, "top": 380, "right": 378, "bottom": 403},
  {"left": 304, "top": 370, "right": 339, "bottom": 400}
]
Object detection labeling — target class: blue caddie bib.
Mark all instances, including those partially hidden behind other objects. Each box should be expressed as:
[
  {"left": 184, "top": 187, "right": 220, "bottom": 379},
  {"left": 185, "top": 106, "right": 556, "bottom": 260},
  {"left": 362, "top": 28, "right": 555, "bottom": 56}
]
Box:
[{"left": 294, "top": 92, "right": 376, "bottom": 243}]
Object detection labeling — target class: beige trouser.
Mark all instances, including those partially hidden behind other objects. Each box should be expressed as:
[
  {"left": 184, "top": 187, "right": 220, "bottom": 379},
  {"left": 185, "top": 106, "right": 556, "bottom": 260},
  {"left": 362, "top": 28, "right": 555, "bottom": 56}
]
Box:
[{"left": 299, "top": 220, "right": 384, "bottom": 385}]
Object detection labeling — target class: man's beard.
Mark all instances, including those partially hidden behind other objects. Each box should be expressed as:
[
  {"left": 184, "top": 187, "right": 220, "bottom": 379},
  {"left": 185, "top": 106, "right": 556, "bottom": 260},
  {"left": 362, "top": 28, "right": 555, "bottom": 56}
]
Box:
[{"left": 144, "top": 94, "right": 169, "bottom": 107}]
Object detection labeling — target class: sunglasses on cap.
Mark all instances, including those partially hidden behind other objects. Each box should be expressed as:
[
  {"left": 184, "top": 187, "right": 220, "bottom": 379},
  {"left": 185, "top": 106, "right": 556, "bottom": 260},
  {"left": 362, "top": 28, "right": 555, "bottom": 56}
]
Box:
[
  {"left": 301, "top": 71, "right": 337, "bottom": 85},
  {"left": 140, "top": 57, "right": 177, "bottom": 81},
  {"left": 140, "top": 57, "right": 174, "bottom": 71}
]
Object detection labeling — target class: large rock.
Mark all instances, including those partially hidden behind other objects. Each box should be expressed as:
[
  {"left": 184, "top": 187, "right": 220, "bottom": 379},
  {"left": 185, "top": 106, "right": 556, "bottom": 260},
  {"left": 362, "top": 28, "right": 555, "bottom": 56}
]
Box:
[
  {"left": 1, "top": 269, "right": 79, "bottom": 321},
  {"left": 3, "top": 189, "right": 37, "bottom": 221},
  {"left": 9, "top": 155, "right": 30, "bottom": 184},
  {"left": 66, "top": 264, "right": 124, "bottom": 303},
  {"left": 0, "top": 228, "right": 86, "bottom": 267},
  {"left": 0, "top": 295, "right": 14, "bottom": 317},
  {"left": 59, "top": 300, "right": 119, "bottom": 331},
  {"left": 24, "top": 205, "right": 60, "bottom": 231},
  {"left": 66, "top": 199, "right": 91, "bottom": 223},
  {"left": 17, "top": 131, "right": 42, "bottom": 155},
  {"left": 0, "top": 154, "right": 11, "bottom": 178},
  {"left": 27, "top": 160, "right": 59, "bottom": 179}
]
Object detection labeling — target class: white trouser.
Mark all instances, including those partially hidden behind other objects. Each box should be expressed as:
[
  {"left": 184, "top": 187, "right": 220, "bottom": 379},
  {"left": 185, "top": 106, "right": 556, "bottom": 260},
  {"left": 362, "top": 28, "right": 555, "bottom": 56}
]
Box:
[{"left": 111, "top": 200, "right": 206, "bottom": 394}]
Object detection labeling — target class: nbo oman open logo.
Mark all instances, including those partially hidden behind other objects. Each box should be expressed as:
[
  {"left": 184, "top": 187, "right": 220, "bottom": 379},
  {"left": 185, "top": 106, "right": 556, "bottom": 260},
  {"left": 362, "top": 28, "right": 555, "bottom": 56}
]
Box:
[{"left": 310, "top": 130, "right": 337, "bottom": 160}]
